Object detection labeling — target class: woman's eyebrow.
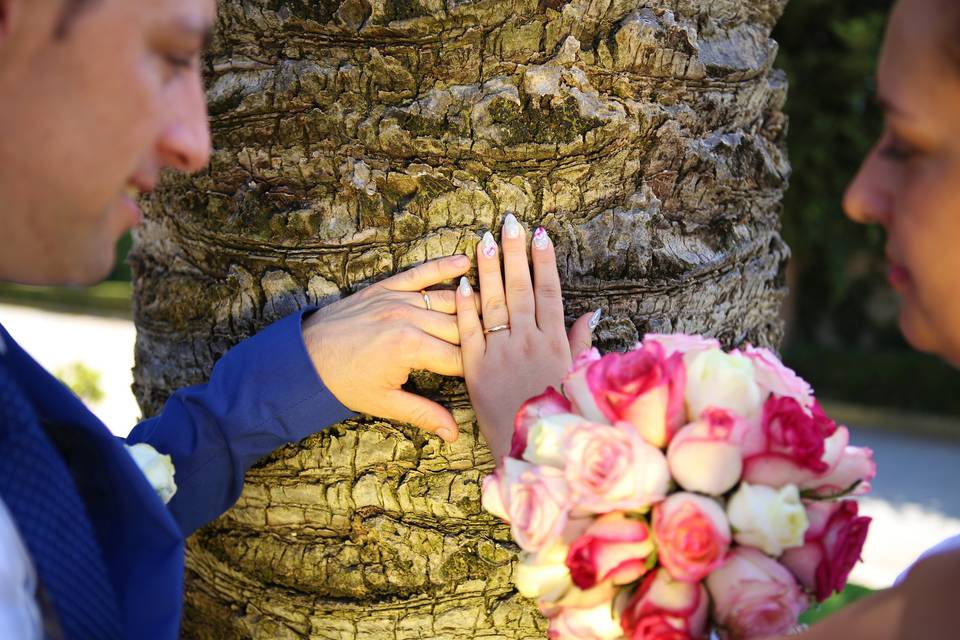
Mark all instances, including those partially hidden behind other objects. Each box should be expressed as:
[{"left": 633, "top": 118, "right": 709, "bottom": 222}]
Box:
[
  {"left": 875, "top": 93, "right": 914, "bottom": 119},
  {"left": 171, "top": 16, "right": 214, "bottom": 49}
]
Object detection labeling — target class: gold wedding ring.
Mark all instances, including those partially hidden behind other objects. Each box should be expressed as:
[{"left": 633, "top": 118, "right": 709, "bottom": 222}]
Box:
[
  {"left": 483, "top": 324, "right": 510, "bottom": 335},
  {"left": 420, "top": 290, "right": 432, "bottom": 311}
]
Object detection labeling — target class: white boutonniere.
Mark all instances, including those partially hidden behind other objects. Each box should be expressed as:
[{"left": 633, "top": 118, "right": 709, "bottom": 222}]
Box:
[{"left": 125, "top": 443, "right": 177, "bottom": 504}]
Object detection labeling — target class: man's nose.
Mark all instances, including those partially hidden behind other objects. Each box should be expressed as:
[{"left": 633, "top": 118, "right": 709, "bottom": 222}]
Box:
[
  {"left": 157, "top": 73, "right": 212, "bottom": 174},
  {"left": 843, "top": 144, "right": 893, "bottom": 226}
]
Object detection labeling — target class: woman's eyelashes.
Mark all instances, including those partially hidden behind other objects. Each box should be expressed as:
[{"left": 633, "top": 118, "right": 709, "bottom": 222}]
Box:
[{"left": 879, "top": 130, "right": 924, "bottom": 164}]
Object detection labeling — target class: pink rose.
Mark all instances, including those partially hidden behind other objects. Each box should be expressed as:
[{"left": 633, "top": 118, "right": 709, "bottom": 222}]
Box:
[
  {"left": 481, "top": 458, "right": 570, "bottom": 553},
  {"left": 512, "top": 387, "right": 573, "bottom": 458},
  {"left": 743, "top": 425, "right": 849, "bottom": 490},
  {"left": 742, "top": 397, "right": 842, "bottom": 488},
  {"left": 563, "top": 343, "right": 686, "bottom": 448},
  {"left": 653, "top": 492, "right": 731, "bottom": 583},
  {"left": 564, "top": 422, "right": 670, "bottom": 514},
  {"left": 706, "top": 547, "right": 808, "bottom": 639},
  {"left": 667, "top": 408, "right": 746, "bottom": 495},
  {"left": 643, "top": 333, "right": 721, "bottom": 358},
  {"left": 800, "top": 446, "right": 876, "bottom": 499},
  {"left": 620, "top": 568, "right": 709, "bottom": 640},
  {"left": 780, "top": 500, "right": 871, "bottom": 602},
  {"left": 547, "top": 603, "right": 622, "bottom": 640},
  {"left": 742, "top": 345, "right": 814, "bottom": 409},
  {"left": 565, "top": 513, "right": 654, "bottom": 590}
]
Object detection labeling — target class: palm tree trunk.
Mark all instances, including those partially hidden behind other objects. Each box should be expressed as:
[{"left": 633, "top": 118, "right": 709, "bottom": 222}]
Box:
[{"left": 131, "top": 0, "right": 791, "bottom": 637}]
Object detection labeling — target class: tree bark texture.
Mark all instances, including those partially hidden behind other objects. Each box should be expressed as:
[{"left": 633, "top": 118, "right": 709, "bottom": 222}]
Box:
[{"left": 131, "top": 0, "right": 791, "bottom": 637}]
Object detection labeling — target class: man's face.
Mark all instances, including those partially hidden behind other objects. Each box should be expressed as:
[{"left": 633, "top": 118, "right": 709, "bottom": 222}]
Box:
[{"left": 0, "top": 0, "right": 215, "bottom": 286}]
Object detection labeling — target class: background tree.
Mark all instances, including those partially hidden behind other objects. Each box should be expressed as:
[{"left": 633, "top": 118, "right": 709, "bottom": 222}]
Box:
[{"left": 132, "top": 0, "right": 790, "bottom": 637}]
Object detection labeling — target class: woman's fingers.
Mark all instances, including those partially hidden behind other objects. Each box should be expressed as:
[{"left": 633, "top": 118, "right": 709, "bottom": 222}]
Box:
[
  {"left": 455, "top": 276, "right": 486, "bottom": 361},
  {"left": 501, "top": 213, "right": 536, "bottom": 330},
  {"left": 568, "top": 309, "right": 601, "bottom": 360},
  {"left": 477, "top": 231, "right": 510, "bottom": 332},
  {"left": 530, "top": 226, "right": 566, "bottom": 335},
  {"left": 382, "top": 255, "right": 470, "bottom": 292}
]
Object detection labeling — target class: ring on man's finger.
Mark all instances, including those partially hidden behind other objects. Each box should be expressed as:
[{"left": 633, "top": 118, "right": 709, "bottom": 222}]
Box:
[
  {"left": 420, "top": 290, "right": 432, "bottom": 312},
  {"left": 483, "top": 323, "right": 510, "bottom": 335}
]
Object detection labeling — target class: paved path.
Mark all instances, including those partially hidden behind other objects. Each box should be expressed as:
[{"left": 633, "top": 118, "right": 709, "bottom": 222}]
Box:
[{"left": 2, "top": 302, "right": 960, "bottom": 587}]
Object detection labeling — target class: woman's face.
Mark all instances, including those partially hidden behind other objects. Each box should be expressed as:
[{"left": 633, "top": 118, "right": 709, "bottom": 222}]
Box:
[{"left": 844, "top": 0, "right": 960, "bottom": 366}]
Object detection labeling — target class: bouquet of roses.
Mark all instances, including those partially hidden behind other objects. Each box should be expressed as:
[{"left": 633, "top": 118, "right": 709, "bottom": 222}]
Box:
[{"left": 482, "top": 334, "right": 876, "bottom": 640}]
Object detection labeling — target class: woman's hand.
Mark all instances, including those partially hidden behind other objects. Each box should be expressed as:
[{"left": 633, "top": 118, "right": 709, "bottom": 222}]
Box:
[
  {"left": 455, "top": 214, "right": 599, "bottom": 465},
  {"left": 303, "top": 255, "right": 470, "bottom": 443}
]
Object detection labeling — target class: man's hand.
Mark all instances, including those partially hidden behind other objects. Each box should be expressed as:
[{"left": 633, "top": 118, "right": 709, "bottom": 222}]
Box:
[{"left": 302, "top": 255, "right": 471, "bottom": 443}]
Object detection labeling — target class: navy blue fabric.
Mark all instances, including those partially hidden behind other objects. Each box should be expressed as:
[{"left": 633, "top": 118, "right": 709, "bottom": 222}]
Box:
[
  {"left": 0, "top": 308, "right": 355, "bottom": 638},
  {"left": 0, "top": 363, "right": 123, "bottom": 640}
]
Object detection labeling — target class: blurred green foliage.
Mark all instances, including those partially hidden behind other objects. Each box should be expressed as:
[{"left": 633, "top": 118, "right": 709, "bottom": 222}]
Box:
[
  {"left": 56, "top": 362, "right": 105, "bottom": 403},
  {"left": 774, "top": 0, "right": 896, "bottom": 348},
  {"left": 800, "top": 583, "right": 874, "bottom": 626}
]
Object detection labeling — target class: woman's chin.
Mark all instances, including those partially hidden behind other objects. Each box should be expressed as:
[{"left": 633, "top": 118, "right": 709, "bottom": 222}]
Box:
[{"left": 898, "top": 307, "right": 960, "bottom": 367}]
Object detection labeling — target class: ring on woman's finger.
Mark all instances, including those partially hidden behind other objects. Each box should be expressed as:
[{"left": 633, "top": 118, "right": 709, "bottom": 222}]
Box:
[
  {"left": 419, "top": 289, "right": 432, "bottom": 311},
  {"left": 483, "top": 323, "right": 510, "bottom": 335}
]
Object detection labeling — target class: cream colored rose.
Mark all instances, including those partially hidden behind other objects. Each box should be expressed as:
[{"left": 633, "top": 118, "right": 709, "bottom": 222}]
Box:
[
  {"left": 685, "top": 348, "right": 763, "bottom": 421},
  {"left": 523, "top": 414, "right": 587, "bottom": 468},
  {"left": 726, "top": 482, "right": 808, "bottom": 556},
  {"left": 514, "top": 543, "right": 572, "bottom": 602},
  {"left": 126, "top": 443, "right": 177, "bottom": 504}
]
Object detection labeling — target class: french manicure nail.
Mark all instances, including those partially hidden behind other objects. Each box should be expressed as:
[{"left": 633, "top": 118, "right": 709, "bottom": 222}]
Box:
[
  {"left": 589, "top": 308, "right": 602, "bottom": 330},
  {"left": 503, "top": 213, "right": 522, "bottom": 239},
  {"left": 481, "top": 231, "right": 498, "bottom": 258},
  {"left": 532, "top": 227, "right": 550, "bottom": 250},
  {"left": 459, "top": 276, "right": 473, "bottom": 297}
]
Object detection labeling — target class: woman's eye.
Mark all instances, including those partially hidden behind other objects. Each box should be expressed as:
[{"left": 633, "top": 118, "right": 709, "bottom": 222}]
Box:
[
  {"left": 163, "top": 53, "right": 197, "bottom": 78},
  {"left": 879, "top": 137, "right": 920, "bottom": 163}
]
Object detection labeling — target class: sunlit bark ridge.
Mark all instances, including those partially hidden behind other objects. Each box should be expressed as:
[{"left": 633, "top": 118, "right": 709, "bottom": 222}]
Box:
[{"left": 131, "top": 0, "right": 791, "bottom": 637}]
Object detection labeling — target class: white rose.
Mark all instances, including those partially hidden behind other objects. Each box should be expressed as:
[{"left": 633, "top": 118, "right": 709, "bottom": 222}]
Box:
[
  {"left": 523, "top": 414, "right": 587, "bottom": 468},
  {"left": 549, "top": 601, "right": 622, "bottom": 640},
  {"left": 126, "top": 443, "right": 177, "bottom": 504},
  {"left": 685, "top": 348, "right": 763, "bottom": 421},
  {"left": 514, "top": 543, "right": 572, "bottom": 601},
  {"left": 726, "top": 482, "right": 808, "bottom": 556},
  {"left": 666, "top": 410, "right": 745, "bottom": 496}
]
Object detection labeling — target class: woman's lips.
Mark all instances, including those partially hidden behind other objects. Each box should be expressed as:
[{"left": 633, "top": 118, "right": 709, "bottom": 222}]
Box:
[{"left": 886, "top": 260, "right": 911, "bottom": 291}]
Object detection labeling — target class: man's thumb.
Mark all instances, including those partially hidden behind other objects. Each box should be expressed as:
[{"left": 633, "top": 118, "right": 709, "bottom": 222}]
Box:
[{"left": 384, "top": 390, "right": 459, "bottom": 443}]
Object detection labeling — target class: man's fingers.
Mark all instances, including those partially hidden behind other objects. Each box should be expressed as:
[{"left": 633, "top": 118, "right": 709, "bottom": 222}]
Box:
[
  {"left": 531, "top": 227, "right": 566, "bottom": 335},
  {"left": 411, "top": 289, "right": 479, "bottom": 315},
  {"left": 501, "top": 213, "right": 536, "bottom": 329},
  {"left": 407, "top": 333, "right": 464, "bottom": 377},
  {"left": 403, "top": 307, "right": 461, "bottom": 345},
  {"left": 568, "top": 310, "right": 599, "bottom": 360},
  {"left": 381, "top": 390, "right": 459, "bottom": 442},
  {"left": 383, "top": 255, "right": 471, "bottom": 292}
]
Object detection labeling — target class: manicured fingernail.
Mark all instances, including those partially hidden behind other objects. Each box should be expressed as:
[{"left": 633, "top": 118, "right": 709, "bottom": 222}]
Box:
[
  {"left": 437, "top": 428, "right": 456, "bottom": 443},
  {"left": 532, "top": 227, "right": 550, "bottom": 250},
  {"left": 503, "top": 213, "right": 522, "bottom": 239},
  {"left": 459, "top": 276, "right": 473, "bottom": 296},
  {"left": 589, "top": 308, "right": 602, "bottom": 330},
  {"left": 481, "top": 231, "right": 498, "bottom": 258}
]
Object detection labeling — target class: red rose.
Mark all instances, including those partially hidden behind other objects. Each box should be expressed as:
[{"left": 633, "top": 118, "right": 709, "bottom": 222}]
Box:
[{"left": 780, "top": 500, "right": 871, "bottom": 602}]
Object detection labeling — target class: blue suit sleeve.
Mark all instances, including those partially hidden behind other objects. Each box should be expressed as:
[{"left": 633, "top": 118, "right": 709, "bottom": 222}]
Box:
[{"left": 126, "top": 308, "right": 355, "bottom": 536}]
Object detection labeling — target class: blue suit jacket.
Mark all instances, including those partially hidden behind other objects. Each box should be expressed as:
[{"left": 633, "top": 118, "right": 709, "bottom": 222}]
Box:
[{"left": 0, "top": 309, "right": 353, "bottom": 639}]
